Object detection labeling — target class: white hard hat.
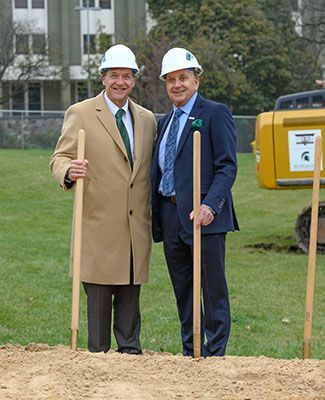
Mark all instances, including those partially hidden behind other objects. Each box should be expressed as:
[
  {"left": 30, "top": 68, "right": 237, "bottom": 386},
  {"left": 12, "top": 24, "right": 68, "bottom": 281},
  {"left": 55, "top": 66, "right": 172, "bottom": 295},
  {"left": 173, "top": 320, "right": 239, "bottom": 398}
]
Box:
[
  {"left": 98, "top": 44, "right": 139, "bottom": 74},
  {"left": 160, "top": 47, "right": 203, "bottom": 80}
]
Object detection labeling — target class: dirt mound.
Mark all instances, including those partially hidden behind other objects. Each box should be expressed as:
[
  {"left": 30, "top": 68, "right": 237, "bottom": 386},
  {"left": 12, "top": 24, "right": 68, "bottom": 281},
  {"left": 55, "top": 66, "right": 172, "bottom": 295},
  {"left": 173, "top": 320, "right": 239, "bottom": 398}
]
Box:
[{"left": 0, "top": 344, "right": 324, "bottom": 399}]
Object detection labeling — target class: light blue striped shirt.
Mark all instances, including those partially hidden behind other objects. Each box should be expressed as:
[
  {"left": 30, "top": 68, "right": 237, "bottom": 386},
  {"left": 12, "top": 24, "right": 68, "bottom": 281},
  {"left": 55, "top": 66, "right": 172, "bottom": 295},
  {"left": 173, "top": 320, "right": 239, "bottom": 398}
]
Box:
[{"left": 158, "top": 92, "right": 198, "bottom": 195}]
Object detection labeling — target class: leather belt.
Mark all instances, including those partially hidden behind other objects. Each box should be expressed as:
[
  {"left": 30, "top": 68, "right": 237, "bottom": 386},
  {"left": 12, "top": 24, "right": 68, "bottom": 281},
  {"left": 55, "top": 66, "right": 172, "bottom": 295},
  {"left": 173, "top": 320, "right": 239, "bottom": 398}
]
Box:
[{"left": 160, "top": 194, "right": 177, "bottom": 204}]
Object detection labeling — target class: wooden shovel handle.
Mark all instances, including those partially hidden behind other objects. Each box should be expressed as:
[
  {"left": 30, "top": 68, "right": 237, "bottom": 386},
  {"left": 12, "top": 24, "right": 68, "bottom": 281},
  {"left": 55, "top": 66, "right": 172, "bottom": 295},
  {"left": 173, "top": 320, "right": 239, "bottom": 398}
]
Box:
[
  {"left": 71, "top": 129, "right": 85, "bottom": 350},
  {"left": 193, "top": 130, "right": 201, "bottom": 359},
  {"left": 303, "top": 133, "right": 322, "bottom": 359}
]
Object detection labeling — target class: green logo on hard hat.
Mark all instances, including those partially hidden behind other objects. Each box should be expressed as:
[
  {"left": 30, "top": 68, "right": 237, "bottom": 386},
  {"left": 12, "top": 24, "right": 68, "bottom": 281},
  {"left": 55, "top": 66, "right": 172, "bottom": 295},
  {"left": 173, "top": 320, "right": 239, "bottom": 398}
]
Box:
[{"left": 186, "top": 52, "right": 193, "bottom": 61}]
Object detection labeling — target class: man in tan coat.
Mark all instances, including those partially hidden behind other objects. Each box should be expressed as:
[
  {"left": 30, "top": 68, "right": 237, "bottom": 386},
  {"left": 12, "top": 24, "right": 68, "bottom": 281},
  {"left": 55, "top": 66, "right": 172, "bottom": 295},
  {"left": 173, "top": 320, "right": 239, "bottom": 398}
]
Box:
[{"left": 50, "top": 44, "right": 156, "bottom": 354}]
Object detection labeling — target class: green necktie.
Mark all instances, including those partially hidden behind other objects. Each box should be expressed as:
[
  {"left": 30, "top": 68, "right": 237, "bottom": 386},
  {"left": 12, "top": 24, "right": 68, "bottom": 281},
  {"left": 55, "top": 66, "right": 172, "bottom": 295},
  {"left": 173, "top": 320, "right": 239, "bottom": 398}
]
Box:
[{"left": 115, "top": 109, "right": 133, "bottom": 169}]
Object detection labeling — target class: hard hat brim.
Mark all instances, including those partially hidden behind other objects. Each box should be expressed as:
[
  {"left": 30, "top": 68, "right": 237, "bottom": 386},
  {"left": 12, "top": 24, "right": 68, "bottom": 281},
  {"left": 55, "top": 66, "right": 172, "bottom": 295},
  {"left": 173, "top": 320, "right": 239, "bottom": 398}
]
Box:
[
  {"left": 99, "top": 67, "right": 139, "bottom": 76},
  {"left": 159, "top": 67, "right": 203, "bottom": 81}
]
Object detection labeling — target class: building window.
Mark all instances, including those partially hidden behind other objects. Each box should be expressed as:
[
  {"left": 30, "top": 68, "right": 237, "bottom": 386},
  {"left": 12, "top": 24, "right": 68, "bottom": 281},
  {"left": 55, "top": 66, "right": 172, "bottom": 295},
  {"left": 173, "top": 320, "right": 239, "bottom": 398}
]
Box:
[
  {"left": 32, "top": 0, "right": 44, "bottom": 8},
  {"left": 291, "top": 0, "right": 299, "bottom": 12},
  {"left": 82, "top": 0, "right": 95, "bottom": 6},
  {"left": 77, "top": 82, "right": 88, "bottom": 102},
  {"left": 16, "top": 34, "right": 29, "bottom": 54},
  {"left": 9, "top": 83, "right": 43, "bottom": 113},
  {"left": 32, "top": 34, "right": 46, "bottom": 54},
  {"left": 83, "top": 34, "right": 96, "bottom": 54},
  {"left": 14, "top": 0, "right": 28, "bottom": 8},
  {"left": 99, "top": 33, "right": 112, "bottom": 53},
  {"left": 12, "top": 84, "right": 25, "bottom": 112},
  {"left": 28, "top": 83, "right": 41, "bottom": 111},
  {"left": 99, "top": 0, "right": 111, "bottom": 9}
]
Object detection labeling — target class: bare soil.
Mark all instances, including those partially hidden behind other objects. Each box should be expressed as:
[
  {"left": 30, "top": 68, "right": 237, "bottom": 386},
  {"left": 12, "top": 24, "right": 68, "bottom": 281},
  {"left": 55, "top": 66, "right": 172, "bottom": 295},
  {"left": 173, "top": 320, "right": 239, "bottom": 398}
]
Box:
[{"left": 0, "top": 343, "right": 324, "bottom": 399}]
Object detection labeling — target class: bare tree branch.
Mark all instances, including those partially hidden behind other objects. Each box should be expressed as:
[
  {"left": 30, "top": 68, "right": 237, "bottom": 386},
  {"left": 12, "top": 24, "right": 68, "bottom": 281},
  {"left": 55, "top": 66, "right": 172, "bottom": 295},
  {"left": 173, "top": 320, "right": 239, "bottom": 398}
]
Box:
[{"left": 0, "top": 15, "right": 60, "bottom": 106}]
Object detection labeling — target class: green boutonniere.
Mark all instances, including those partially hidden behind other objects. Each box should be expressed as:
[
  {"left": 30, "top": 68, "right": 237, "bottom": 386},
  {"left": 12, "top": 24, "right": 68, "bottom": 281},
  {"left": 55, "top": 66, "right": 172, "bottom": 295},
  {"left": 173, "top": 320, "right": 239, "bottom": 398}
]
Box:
[{"left": 191, "top": 119, "right": 204, "bottom": 130}]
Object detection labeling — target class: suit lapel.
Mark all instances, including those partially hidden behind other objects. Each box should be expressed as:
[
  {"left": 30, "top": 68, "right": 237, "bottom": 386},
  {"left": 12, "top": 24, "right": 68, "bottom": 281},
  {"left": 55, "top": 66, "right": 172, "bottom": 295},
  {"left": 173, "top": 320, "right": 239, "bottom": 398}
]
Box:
[
  {"left": 95, "top": 92, "right": 128, "bottom": 159},
  {"left": 176, "top": 94, "right": 204, "bottom": 157}
]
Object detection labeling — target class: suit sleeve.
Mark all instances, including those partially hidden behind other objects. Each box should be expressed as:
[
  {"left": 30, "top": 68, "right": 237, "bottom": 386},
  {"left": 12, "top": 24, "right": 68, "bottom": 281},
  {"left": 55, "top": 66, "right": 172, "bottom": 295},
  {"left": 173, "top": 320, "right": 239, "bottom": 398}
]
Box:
[
  {"left": 49, "top": 105, "right": 83, "bottom": 191},
  {"left": 202, "top": 104, "right": 237, "bottom": 215}
]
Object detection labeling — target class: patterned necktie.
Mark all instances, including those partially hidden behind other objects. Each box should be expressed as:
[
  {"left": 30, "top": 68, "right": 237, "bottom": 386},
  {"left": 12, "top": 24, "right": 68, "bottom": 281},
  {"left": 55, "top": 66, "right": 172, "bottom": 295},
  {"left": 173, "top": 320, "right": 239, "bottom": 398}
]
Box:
[
  {"left": 162, "top": 108, "right": 183, "bottom": 195},
  {"left": 115, "top": 109, "right": 133, "bottom": 169}
]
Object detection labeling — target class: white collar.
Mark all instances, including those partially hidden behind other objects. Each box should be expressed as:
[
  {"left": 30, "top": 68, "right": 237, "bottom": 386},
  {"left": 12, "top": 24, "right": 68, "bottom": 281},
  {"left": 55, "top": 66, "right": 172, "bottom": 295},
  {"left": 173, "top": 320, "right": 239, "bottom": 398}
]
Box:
[{"left": 103, "top": 91, "right": 129, "bottom": 116}]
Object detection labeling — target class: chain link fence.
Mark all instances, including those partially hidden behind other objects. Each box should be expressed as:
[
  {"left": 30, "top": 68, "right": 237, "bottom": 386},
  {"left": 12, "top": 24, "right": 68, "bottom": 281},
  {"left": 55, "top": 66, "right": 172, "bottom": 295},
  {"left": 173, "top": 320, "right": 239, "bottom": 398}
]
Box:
[{"left": 0, "top": 109, "right": 255, "bottom": 152}]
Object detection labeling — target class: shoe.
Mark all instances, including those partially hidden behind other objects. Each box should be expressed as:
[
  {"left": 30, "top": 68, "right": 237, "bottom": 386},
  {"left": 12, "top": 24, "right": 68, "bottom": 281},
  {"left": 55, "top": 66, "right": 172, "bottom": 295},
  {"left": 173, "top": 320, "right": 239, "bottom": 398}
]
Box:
[{"left": 117, "top": 348, "right": 142, "bottom": 355}]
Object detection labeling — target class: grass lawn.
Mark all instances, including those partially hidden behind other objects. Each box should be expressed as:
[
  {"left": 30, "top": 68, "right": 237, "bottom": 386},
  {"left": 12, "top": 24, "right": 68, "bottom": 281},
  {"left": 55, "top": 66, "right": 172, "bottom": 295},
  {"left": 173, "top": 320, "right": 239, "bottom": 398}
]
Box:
[{"left": 0, "top": 149, "right": 324, "bottom": 359}]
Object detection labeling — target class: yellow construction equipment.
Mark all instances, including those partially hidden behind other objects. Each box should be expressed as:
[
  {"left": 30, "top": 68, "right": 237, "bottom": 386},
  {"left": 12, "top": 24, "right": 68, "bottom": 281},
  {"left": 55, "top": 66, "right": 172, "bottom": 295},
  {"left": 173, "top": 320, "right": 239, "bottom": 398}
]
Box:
[{"left": 255, "top": 89, "right": 325, "bottom": 253}]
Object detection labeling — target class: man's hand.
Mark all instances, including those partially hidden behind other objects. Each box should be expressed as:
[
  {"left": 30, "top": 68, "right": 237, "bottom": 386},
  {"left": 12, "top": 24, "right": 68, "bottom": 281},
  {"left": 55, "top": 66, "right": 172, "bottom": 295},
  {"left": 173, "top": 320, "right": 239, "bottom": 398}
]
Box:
[
  {"left": 68, "top": 159, "right": 89, "bottom": 181},
  {"left": 189, "top": 205, "right": 215, "bottom": 227}
]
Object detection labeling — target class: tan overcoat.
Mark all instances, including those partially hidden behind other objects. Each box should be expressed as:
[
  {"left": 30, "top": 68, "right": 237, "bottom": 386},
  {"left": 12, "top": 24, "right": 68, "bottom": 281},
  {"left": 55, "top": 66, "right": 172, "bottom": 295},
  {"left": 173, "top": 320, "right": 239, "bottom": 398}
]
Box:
[{"left": 50, "top": 91, "right": 156, "bottom": 284}]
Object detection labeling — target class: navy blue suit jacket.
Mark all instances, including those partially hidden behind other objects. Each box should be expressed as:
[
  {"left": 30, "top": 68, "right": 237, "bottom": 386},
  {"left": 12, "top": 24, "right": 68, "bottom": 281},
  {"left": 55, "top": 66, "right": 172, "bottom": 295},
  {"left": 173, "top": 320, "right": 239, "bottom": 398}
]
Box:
[{"left": 151, "top": 93, "right": 239, "bottom": 243}]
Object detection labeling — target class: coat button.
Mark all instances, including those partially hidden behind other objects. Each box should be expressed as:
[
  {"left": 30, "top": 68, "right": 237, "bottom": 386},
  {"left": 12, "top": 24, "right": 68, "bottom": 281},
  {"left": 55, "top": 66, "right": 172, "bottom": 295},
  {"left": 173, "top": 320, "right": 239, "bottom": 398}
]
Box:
[
  {"left": 130, "top": 183, "right": 133, "bottom": 188},
  {"left": 124, "top": 156, "right": 128, "bottom": 162},
  {"left": 129, "top": 210, "right": 133, "bottom": 215}
]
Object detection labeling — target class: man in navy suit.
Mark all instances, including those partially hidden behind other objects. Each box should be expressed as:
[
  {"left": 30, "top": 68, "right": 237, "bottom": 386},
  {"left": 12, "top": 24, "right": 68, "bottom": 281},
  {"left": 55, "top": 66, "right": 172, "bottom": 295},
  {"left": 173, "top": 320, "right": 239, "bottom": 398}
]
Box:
[{"left": 151, "top": 47, "right": 239, "bottom": 357}]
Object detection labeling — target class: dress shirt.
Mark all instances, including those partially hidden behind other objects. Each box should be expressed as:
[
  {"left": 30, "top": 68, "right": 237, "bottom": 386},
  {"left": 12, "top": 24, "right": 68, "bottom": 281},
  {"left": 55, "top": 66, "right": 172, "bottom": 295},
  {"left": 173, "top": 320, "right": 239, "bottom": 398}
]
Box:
[
  {"left": 103, "top": 92, "right": 134, "bottom": 157},
  {"left": 158, "top": 92, "right": 198, "bottom": 195}
]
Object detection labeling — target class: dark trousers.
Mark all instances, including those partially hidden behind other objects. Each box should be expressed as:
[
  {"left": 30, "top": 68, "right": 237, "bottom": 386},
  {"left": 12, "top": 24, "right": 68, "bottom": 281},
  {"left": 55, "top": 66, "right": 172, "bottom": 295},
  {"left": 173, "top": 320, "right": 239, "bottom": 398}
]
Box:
[
  {"left": 82, "top": 282, "right": 141, "bottom": 353},
  {"left": 160, "top": 198, "right": 230, "bottom": 357}
]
